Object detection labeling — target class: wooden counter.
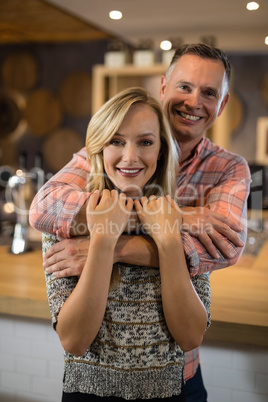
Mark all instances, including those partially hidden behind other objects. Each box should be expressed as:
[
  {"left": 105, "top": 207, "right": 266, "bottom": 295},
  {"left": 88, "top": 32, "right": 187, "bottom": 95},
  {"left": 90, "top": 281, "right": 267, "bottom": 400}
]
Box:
[
  {"left": 0, "top": 246, "right": 49, "bottom": 319},
  {"left": 207, "top": 243, "right": 268, "bottom": 347},
  {"left": 0, "top": 243, "right": 267, "bottom": 347}
]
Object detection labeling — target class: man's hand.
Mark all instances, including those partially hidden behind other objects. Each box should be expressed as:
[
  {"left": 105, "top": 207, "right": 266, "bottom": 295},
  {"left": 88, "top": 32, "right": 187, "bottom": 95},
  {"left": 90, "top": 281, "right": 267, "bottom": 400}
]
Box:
[
  {"left": 44, "top": 231, "right": 159, "bottom": 278},
  {"left": 44, "top": 237, "right": 89, "bottom": 278},
  {"left": 180, "top": 206, "right": 244, "bottom": 259}
]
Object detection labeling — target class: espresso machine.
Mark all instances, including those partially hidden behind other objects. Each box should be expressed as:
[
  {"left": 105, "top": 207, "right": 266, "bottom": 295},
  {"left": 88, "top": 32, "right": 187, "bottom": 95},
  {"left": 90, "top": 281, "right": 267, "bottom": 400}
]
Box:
[{"left": 6, "top": 152, "right": 44, "bottom": 254}]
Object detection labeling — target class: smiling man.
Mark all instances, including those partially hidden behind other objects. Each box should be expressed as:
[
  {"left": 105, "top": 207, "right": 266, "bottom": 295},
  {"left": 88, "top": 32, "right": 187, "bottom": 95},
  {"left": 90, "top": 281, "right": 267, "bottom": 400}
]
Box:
[
  {"left": 29, "top": 43, "right": 251, "bottom": 402},
  {"left": 160, "top": 47, "right": 229, "bottom": 161}
]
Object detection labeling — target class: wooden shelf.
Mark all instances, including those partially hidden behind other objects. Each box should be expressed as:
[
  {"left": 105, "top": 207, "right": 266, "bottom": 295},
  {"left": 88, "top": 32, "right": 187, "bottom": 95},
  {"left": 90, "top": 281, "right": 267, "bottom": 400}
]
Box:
[{"left": 91, "top": 64, "right": 166, "bottom": 114}]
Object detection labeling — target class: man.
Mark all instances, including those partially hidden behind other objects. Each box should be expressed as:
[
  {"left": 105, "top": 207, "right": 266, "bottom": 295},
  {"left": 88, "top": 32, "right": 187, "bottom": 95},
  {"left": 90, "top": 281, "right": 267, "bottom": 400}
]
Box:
[{"left": 30, "top": 43, "right": 250, "bottom": 401}]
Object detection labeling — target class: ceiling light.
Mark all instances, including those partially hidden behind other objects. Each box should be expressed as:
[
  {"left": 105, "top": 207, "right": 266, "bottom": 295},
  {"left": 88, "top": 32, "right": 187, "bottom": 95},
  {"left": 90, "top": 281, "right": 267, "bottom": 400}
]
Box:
[
  {"left": 246, "top": 2, "right": 259, "bottom": 11},
  {"left": 109, "top": 10, "right": 123, "bottom": 20},
  {"left": 265, "top": 36, "right": 268, "bottom": 46},
  {"left": 160, "top": 40, "right": 172, "bottom": 51}
]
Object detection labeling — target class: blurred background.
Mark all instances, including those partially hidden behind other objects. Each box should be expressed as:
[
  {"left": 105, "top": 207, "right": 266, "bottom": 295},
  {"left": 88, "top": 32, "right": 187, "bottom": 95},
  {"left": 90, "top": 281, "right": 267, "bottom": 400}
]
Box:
[{"left": 0, "top": 2, "right": 267, "bottom": 402}]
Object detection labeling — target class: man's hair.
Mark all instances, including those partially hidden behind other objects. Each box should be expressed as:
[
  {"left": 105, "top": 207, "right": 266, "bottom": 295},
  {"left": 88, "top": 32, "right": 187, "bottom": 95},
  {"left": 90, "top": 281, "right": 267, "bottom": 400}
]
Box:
[{"left": 166, "top": 43, "right": 231, "bottom": 88}]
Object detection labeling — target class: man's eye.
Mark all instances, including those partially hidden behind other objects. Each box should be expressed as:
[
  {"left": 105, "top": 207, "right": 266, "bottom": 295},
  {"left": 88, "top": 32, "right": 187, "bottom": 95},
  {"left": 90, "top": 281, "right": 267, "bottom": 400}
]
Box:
[{"left": 206, "top": 91, "right": 216, "bottom": 97}]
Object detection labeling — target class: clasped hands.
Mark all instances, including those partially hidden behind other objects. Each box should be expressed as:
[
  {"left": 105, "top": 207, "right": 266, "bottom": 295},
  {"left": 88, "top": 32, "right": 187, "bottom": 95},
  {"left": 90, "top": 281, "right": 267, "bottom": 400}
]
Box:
[
  {"left": 44, "top": 190, "right": 244, "bottom": 278},
  {"left": 86, "top": 190, "right": 182, "bottom": 244}
]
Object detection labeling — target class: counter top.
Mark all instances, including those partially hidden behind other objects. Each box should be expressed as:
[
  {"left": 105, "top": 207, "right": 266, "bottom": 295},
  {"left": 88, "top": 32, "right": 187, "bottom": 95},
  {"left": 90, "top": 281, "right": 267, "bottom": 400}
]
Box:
[
  {"left": 0, "top": 246, "right": 49, "bottom": 319},
  {"left": 0, "top": 242, "right": 267, "bottom": 346},
  {"left": 208, "top": 244, "right": 268, "bottom": 347}
]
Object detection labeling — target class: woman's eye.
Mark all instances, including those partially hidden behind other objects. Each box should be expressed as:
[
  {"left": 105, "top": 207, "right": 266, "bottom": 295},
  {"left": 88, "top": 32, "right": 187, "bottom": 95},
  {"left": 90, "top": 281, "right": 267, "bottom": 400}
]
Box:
[
  {"left": 140, "top": 140, "right": 153, "bottom": 146},
  {"left": 110, "top": 139, "right": 122, "bottom": 146}
]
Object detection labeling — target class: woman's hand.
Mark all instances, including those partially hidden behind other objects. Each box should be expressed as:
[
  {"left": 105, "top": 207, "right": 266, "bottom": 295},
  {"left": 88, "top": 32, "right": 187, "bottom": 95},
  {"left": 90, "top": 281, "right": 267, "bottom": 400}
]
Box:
[
  {"left": 87, "top": 189, "right": 133, "bottom": 243},
  {"left": 134, "top": 195, "right": 181, "bottom": 244}
]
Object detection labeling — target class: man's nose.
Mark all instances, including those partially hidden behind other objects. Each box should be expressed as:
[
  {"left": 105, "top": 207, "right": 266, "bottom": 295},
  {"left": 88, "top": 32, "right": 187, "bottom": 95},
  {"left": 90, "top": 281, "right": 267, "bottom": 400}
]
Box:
[
  {"left": 122, "top": 144, "right": 138, "bottom": 162},
  {"left": 185, "top": 91, "right": 201, "bottom": 109}
]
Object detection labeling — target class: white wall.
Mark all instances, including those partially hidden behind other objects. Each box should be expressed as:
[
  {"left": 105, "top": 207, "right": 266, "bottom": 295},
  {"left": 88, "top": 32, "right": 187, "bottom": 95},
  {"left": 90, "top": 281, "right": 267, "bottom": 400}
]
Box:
[
  {"left": 0, "top": 315, "right": 63, "bottom": 402},
  {"left": 200, "top": 340, "right": 268, "bottom": 402},
  {"left": 0, "top": 314, "right": 268, "bottom": 402}
]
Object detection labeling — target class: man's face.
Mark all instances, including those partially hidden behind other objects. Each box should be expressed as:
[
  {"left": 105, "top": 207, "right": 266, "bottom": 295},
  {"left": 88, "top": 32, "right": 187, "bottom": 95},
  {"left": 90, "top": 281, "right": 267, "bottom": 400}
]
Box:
[{"left": 160, "top": 54, "right": 229, "bottom": 145}]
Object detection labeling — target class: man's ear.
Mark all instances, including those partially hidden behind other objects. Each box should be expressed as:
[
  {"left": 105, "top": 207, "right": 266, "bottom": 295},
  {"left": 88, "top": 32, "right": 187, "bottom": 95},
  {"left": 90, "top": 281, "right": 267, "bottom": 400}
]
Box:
[
  {"left": 218, "top": 92, "right": 230, "bottom": 117},
  {"left": 159, "top": 75, "right": 167, "bottom": 101}
]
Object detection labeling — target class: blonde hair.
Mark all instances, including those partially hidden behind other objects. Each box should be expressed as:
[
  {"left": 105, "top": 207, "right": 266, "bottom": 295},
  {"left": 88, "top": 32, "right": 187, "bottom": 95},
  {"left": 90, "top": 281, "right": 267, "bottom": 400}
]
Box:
[{"left": 86, "top": 87, "right": 179, "bottom": 198}]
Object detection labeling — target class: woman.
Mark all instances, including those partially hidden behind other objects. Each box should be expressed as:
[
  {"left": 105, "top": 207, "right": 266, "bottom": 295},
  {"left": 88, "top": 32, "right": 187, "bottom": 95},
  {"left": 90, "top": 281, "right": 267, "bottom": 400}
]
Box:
[{"left": 43, "top": 87, "right": 211, "bottom": 401}]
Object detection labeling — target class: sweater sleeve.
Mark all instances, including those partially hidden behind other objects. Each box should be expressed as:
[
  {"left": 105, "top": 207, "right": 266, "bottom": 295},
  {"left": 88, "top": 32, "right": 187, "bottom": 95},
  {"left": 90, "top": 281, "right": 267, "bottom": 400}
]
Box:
[
  {"left": 42, "top": 233, "right": 78, "bottom": 329},
  {"left": 191, "top": 272, "right": 211, "bottom": 330}
]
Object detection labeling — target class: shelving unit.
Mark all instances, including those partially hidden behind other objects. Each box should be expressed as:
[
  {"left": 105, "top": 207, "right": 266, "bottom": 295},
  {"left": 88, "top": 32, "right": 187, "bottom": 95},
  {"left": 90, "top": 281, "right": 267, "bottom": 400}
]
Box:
[{"left": 91, "top": 64, "right": 166, "bottom": 114}]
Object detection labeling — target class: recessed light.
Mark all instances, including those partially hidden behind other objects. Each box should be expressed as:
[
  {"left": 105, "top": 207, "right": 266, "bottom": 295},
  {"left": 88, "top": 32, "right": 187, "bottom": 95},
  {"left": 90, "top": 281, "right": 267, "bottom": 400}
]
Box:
[
  {"left": 246, "top": 2, "right": 259, "bottom": 11},
  {"left": 109, "top": 10, "right": 123, "bottom": 20},
  {"left": 160, "top": 40, "right": 172, "bottom": 51},
  {"left": 265, "top": 36, "right": 268, "bottom": 46}
]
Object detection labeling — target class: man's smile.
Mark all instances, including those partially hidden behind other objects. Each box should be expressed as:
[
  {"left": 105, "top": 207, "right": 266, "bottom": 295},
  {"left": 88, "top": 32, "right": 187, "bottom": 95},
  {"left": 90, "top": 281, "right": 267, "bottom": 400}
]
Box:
[{"left": 176, "top": 110, "right": 202, "bottom": 122}]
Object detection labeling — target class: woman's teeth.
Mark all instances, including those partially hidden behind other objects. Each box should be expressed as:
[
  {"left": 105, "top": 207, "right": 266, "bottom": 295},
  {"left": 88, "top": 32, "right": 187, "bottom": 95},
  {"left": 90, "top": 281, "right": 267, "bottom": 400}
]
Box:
[{"left": 119, "top": 168, "right": 140, "bottom": 173}]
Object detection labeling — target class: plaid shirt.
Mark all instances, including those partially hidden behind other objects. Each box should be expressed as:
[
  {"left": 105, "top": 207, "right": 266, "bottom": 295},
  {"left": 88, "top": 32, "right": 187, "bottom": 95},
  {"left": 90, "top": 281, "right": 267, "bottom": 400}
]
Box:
[{"left": 29, "top": 137, "right": 250, "bottom": 380}]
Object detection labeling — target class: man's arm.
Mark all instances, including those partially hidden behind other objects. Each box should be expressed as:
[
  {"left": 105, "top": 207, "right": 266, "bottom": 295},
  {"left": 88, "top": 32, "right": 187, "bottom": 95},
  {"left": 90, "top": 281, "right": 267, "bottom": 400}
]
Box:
[
  {"left": 36, "top": 147, "right": 250, "bottom": 277},
  {"left": 29, "top": 148, "right": 90, "bottom": 239},
  {"left": 44, "top": 233, "right": 159, "bottom": 278},
  {"left": 179, "top": 157, "right": 251, "bottom": 275}
]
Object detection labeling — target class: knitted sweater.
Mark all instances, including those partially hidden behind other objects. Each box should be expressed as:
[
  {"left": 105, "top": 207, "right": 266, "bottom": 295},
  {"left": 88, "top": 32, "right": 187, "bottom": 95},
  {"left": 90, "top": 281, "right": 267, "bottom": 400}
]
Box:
[{"left": 43, "top": 234, "right": 211, "bottom": 400}]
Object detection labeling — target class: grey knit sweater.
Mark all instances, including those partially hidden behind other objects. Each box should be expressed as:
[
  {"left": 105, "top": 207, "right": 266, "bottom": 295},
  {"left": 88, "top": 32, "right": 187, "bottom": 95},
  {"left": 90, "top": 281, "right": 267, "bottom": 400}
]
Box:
[{"left": 43, "top": 234, "right": 211, "bottom": 400}]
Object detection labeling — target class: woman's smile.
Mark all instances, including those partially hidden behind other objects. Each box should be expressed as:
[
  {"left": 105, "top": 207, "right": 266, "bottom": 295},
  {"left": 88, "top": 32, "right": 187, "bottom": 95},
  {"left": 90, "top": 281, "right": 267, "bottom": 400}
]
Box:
[
  {"left": 116, "top": 167, "right": 144, "bottom": 177},
  {"left": 103, "top": 103, "right": 161, "bottom": 197}
]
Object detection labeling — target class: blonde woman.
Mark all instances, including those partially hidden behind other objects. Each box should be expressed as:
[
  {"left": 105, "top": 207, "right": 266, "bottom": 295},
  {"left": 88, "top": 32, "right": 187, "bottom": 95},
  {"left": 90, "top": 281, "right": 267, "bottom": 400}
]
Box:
[{"left": 43, "top": 87, "right": 211, "bottom": 402}]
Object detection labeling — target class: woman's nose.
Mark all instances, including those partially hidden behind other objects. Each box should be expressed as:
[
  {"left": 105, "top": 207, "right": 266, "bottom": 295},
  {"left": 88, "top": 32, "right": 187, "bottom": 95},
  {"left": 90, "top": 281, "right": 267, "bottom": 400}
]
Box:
[{"left": 122, "top": 144, "right": 138, "bottom": 162}]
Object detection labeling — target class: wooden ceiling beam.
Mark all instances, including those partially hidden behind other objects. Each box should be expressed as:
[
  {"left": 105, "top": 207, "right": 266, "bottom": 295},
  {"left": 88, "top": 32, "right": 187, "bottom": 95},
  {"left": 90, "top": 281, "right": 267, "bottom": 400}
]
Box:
[{"left": 0, "top": 0, "right": 114, "bottom": 43}]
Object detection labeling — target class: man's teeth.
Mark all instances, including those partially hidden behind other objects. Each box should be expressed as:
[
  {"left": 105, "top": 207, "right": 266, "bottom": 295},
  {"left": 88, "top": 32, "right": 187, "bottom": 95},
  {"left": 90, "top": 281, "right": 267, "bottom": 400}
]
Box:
[
  {"left": 180, "top": 112, "right": 201, "bottom": 121},
  {"left": 119, "top": 168, "right": 140, "bottom": 173}
]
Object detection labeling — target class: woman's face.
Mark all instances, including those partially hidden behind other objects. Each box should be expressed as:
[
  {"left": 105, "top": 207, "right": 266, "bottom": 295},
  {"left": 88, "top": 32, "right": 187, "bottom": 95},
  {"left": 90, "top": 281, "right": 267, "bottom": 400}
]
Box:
[{"left": 103, "top": 103, "right": 161, "bottom": 197}]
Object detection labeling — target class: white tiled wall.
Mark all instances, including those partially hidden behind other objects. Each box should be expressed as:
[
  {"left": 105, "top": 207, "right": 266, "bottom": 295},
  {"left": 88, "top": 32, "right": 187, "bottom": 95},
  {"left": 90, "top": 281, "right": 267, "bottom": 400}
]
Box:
[
  {"left": 200, "top": 340, "right": 268, "bottom": 402},
  {"left": 0, "top": 314, "right": 268, "bottom": 402},
  {"left": 0, "top": 314, "right": 64, "bottom": 402}
]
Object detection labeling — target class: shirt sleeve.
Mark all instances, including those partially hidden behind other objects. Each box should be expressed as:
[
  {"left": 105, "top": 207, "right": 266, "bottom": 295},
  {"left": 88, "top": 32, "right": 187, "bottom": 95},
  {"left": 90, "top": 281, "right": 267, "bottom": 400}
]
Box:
[
  {"left": 183, "top": 156, "right": 251, "bottom": 276},
  {"left": 29, "top": 148, "right": 90, "bottom": 239},
  {"left": 42, "top": 233, "right": 78, "bottom": 329}
]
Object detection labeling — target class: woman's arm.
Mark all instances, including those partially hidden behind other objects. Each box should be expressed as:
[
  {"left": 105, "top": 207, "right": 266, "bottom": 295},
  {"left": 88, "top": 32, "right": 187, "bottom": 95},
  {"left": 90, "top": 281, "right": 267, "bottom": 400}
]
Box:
[
  {"left": 55, "top": 190, "right": 133, "bottom": 356},
  {"left": 134, "top": 196, "right": 208, "bottom": 351}
]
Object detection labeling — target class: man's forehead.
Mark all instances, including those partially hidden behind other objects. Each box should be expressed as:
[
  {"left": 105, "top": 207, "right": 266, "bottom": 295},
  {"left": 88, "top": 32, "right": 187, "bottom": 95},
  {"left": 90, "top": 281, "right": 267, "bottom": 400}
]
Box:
[
  {"left": 174, "top": 54, "right": 225, "bottom": 73},
  {"left": 171, "top": 55, "right": 227, "bottom": 87}
]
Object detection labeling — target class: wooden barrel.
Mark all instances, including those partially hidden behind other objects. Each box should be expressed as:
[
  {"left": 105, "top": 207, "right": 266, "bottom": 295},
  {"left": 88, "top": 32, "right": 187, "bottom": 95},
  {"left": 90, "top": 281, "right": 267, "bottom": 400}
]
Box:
[
  {"left": 1, "top": 51, "right": 39, "bottom": 92},
  {"left": 0, "top": 91, "right": 21, "bottom": 137},
  {"left": 59, "top": 71, "right": 92, "bottom": 117},
  {"left": 25, "top": 88, "right": 63, "bottom": 136},
  {"left": 42, "top": 128, "right": 84, "bottom": 172},
  {"left": 0, "top": 89, "right": 27, "bottom": 136}
]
